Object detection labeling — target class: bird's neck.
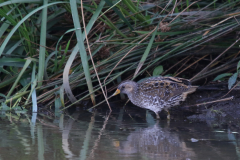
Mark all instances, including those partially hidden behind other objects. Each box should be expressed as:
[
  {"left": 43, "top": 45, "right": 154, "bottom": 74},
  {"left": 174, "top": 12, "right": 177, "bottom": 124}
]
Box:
[{"left": 127, "top": 84, "right": 138, "bottom": 104}]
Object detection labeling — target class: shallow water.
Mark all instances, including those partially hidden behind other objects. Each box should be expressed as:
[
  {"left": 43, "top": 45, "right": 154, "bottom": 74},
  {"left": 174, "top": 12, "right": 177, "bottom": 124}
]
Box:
[{"left": 0, "top": 105, "right": 239, "bottom": 160}]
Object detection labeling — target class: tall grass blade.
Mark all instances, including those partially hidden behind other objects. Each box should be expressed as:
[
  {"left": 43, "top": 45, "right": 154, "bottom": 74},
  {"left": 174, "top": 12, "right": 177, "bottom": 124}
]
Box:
[
  {"left": 69, "top": 0, "right": 106, "bottom": 105},
  {"left": 0, "top": 1, "right": 67, "bottom": 56},
  {"left": 57, "top": 40, "right": 70, "bottom": 71},
  {"left": 44, "top": 51, "right": 57, "bottom": 80},
  {"left": 6, "top": 39, "right": 24, "bottom": 55},
  {"left": 0, "top": 0, "right": 42, "bottom": 7},
  {"left": 6, "top": 58, "right": 32, "bottom": 98},
  {"left": 63, "top": 46, "right": 79, "bottom": 103},
  {"left": 122, "top": 0, "right": 148, "bottom": 24},
  {"left": 37, "top": 0, "right": 48, "bottom": 87},
  {"left": 31, "top": 62, "right": 37, "bottom": 112},
  {"left": 134, "top": 25, "right": 158, "bottom": 77},
  {"left": 105, "top": 0, "right": 134, "bottom": 31}
]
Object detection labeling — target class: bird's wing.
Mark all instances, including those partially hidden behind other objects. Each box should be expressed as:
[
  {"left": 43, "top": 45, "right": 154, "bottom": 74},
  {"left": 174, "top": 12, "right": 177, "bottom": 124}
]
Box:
[{"left": 138, "top": 77, "right": 197, "bottom": 101}]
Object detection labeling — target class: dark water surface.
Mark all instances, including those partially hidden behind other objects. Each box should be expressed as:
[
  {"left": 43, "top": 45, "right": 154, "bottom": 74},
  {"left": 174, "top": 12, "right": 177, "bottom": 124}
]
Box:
[{"left": 0, "top": 105, "right": 239, "bottom": 160}]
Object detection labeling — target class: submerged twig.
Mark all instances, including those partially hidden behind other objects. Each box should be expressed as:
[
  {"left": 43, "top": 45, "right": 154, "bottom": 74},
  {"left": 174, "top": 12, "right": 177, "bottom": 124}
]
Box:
[
  {"left": 124, "top": 99, "right": 130, "bottom": 106},
  {"left": 87, "top": 94, "right": 115, "bottom": 111}
]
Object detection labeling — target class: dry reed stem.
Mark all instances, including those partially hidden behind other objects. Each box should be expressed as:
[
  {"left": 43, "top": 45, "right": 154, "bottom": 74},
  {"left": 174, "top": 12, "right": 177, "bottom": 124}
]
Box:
[
  {"left": 186, "top": 96, "right": 233, "bottom": 107},
  {"left": 211, "top": 16, "right": 234, "bottom": 28},
  {"left": 97, "top": 0, "right": 122, "bottom": 21},
  {"left": 103, "top": 27, "right": 157, "bottom": 95},
  {"left": 88, "top": 21, "right": 103, "bottom": 40},
  {"left": 88, "top": 94, "right": 115, "bottom": 110},
  {"left": 221, "top": 81, "right": 240, "bottom": 98},
  {"left": 234, "top": 16, "right": 240, "bottom": 24},
  {"left": 133, "top": 1, "right": 181, "bottom": 77},
  {"left": 171, "top": 0, "right": 179, "bottom": 16},
  {"left": 159, "top": 0, "right": 173, "bottom": 16},
  {"left": 25, "top": 38, "right": 54, "bottom": 51},
  {"left": 104, "top": 0, "right": 195, "bottom": 89},
  {"left": 188, "top": 1, "right": 217, "bottom": 24},
  {"left": 190, "top": 37, "right": 240, "bottom": 81},
  {"left": 162, "top": 56, "right": 190, "bottom": 75},
  {"left": 170, "top": 1, "right": 199, "bottom": 24},
  {"left": 124, "top": 99, "right": 130, "bottom": 106},
  {"left": 81, "top": 0, "right": 112, "bottom": 111},
  {"left": 37, "top": 87, "right": 60, "bottom": 99},
  {"left": 233, "top": 50, "right": 240, "bottom": 59},
  {"left": 175, "top": 54, "right": 209, "bottom": 77},
  {"left": 174, "top": 55, "right": 193, "bottom": 76},
  {"left": 88, "top": 74, "right": 134, "bottom": 110}
]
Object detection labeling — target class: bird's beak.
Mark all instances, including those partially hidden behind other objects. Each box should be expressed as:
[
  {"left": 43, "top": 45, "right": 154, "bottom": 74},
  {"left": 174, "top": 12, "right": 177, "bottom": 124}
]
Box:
[{"left": 113, "top": 89, "right": 120, "bottom": 96}]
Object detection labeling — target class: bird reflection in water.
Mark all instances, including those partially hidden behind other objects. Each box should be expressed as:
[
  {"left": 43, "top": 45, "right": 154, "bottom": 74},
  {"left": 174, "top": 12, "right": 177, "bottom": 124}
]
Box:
[{"left": 117, "top": 122, "right": 195, "bottom": 160}]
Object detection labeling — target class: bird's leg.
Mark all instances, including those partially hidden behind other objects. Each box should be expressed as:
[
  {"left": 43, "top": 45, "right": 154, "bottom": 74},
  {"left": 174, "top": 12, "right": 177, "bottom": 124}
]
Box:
[
  {"left": 164, "top": 109, "right": 170, "bottom": 120},
  {"left": 155, "top": 112, "right": 161, "bottom": 119}
]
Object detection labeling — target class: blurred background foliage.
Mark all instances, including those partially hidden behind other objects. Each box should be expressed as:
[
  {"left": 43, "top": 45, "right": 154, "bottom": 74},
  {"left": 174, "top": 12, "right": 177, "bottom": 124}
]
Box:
[{"left": 0, "top": 0, "right": 240, "bottom": 111}]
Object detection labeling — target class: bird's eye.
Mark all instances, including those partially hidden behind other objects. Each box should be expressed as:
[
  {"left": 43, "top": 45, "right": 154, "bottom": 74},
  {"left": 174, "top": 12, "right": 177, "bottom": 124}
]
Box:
[{"left": 122, "top": 86, "right": 125, "bottom": 89}]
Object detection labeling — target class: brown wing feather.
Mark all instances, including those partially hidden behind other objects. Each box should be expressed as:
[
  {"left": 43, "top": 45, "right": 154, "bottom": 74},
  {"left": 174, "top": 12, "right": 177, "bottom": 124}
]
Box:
[{"left": 138, "top": 76, "right": 197, "bottom": 101}]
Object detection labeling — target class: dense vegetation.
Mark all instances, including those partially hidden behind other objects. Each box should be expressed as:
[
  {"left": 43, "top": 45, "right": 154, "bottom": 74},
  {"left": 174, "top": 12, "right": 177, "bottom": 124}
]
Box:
[{"left": 0, "top": 0, "right": 240, "bottom": 112}]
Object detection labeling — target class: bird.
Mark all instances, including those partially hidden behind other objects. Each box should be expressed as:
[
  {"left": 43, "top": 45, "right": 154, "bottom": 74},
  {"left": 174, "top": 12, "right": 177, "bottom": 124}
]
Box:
[{"left": 113, "top": 76, "right": 197, "bottom": 119}]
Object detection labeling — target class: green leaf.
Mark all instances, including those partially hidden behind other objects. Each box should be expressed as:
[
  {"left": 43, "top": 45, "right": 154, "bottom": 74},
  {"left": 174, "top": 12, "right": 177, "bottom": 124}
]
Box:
[
  {"left": 237, "top": 60, "right": 240, "bottom": 71},
  {"left": 153, "top": 65, "right": 163, "bottom": 76},
  {"left": 213, "top": 73, "right": 233, "bottom": 81},
  {"left": 37, "top": 0, "right": 48, "bottom": 87},
  {"left": 15, "top": 108, "right": 28, "bottom": 114},
  {"left": 228, "top": 73, "right": 238, "bottom": 89},
  {"left": 0, "top": 0, "right": 42, "bottom": 7},
  {"left": 0, "top": 58, "right": 25, "bottom": 63},
  {"left": 0, "top": 93, "right": 6, "bottom": 99},
  {"left": 1, "top": 102, "right": 10, "bottom": 110}
]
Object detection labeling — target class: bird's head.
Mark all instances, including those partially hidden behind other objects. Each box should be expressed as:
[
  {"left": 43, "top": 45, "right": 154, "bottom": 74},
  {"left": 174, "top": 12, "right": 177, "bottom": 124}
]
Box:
[{"left": 113, "top": 80, "right": 137, "bottom": 96}]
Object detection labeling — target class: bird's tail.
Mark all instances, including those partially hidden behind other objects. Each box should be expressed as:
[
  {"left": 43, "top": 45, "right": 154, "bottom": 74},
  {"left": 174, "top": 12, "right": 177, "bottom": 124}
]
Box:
[{"left": 182, "top": 86, "right": 198, "bottom": 101}]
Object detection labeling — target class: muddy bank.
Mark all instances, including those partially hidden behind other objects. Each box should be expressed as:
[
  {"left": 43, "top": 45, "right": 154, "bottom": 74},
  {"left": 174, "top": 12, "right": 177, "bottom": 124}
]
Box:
[{"left": 183, "top": 88, "right": 240, "bottom": 127}]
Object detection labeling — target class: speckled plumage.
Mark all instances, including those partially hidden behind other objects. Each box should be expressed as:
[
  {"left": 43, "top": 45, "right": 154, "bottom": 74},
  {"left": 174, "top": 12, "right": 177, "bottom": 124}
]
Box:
[{"left": 115, "top": 76, "right": 197, "bottom": 119}]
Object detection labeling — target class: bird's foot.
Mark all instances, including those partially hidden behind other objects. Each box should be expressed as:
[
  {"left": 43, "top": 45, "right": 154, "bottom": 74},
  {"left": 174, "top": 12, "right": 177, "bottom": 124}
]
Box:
[
  {"left": 156, "top": 113, "right": 161, "bottom": 120},
  {"left": 167, "top": 114, "right": 170, "bottom": 120},
  {"left": 165, "top": 110, "right": 171, "bottom": 120}
]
